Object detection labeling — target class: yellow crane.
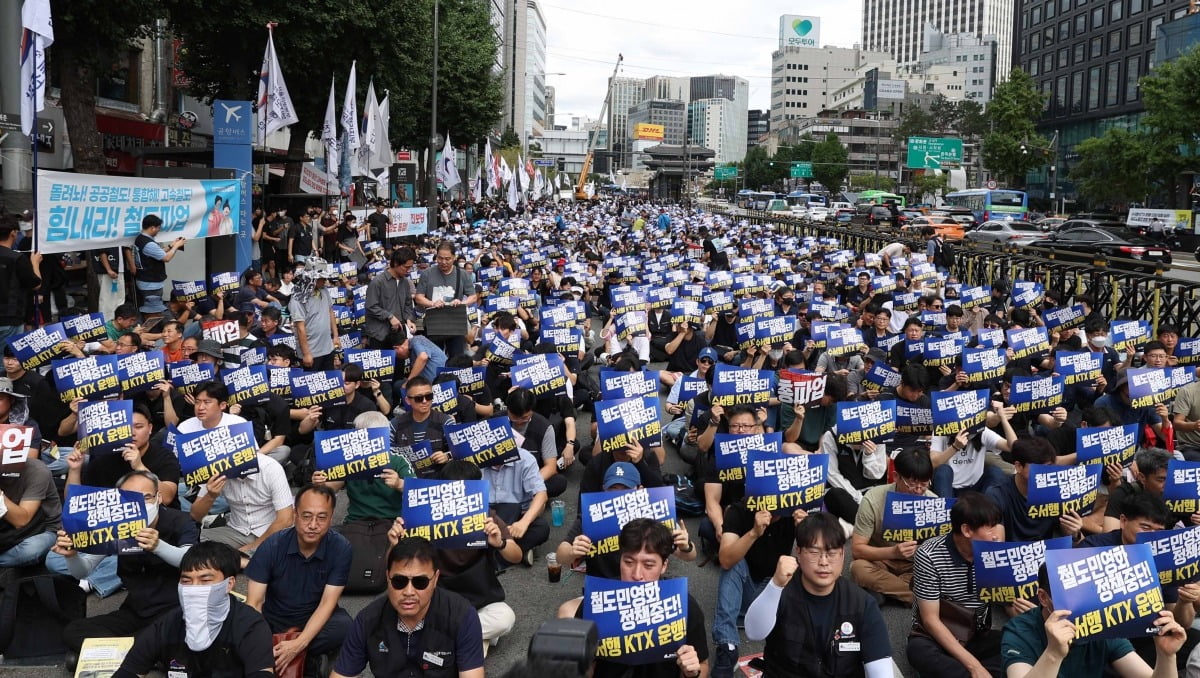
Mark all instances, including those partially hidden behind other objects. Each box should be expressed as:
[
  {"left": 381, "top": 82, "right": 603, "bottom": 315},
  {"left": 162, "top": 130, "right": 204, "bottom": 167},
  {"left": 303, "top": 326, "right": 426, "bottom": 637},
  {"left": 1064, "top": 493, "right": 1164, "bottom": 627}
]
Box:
[{"left": 576, "top": 53, "right": 624, "bottom": 201}]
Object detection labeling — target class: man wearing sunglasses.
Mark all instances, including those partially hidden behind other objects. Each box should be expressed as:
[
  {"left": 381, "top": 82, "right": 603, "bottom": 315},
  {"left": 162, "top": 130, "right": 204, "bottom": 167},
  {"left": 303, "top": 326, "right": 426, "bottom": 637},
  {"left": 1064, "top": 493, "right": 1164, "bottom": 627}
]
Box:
[
  {"left": 391, "top": 376, "right": 455, "bottom": 479},
  {"left": 331, "top": 537, "right": 484, "bottom": 678}
]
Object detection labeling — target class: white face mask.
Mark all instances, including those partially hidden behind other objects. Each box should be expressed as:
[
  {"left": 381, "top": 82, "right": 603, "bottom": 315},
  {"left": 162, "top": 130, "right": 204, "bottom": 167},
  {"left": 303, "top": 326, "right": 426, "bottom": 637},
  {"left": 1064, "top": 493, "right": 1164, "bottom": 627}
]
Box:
[
  {"left": 179, "top": 580, "right": 231, "bottom": 651},
  {"left": 1090, "top": 334, "right": 1110, "bottom": 348},
  {"left": 768, "top": 349, "right": 784, "bottom": 361},
  {"left": 145, "top": 500, "right": 159, "bottom": 526}
]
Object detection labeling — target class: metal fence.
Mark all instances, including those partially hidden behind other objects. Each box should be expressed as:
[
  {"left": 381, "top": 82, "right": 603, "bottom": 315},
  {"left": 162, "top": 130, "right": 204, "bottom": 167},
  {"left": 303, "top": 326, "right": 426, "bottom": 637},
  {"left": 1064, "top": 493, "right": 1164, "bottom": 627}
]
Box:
[{"left": 726, "top": 210, "right": 1200, "bottom": 336}]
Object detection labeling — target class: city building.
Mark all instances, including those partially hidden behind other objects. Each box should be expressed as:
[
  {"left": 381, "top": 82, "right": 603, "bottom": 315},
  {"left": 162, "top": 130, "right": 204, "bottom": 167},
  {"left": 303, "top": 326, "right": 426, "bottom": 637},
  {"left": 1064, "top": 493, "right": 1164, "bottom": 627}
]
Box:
[
  {"left": 829, "top": 61, "right": 970, "bottom": 111},
  {"left": 607, "top": 76, "right": 646, "bottom": 170},
  {"left": 525, "top": 0, "right": 547, "bottom": 141},
  {"left": 918, "top": 26, "right": 999, "bottom": 103},
  {"left": 644, "top": 75, "right": 690, "bottom": 102},
  {"left": 627, "top": 99, "right": 686, "bottom": 170},
  {"left": 770, "top": 45, "right": 893, "bottom": 126},
  {"left": 688, "top": 75, "right": 749, "bottom": 163},
  {"left": 539, "top": 128, "right": 590, "bottom": 175},
  {"left": 1014, "top": 0, "right": 1196, "bottom": 199},
  {"left": 689, "top": 98, "right": 746, "bottom": 165},
  {"left": 501, "top": 0, "right": 546, "bottom": 147},
  {"left": 545, "top": 85, "right": 556, "bottom": 129},
  {"left": 861, "top": 0, "right": 1016, "bottom": 80},
  {"left": 748, "top": 109, "right": 770, "bottom": 148},
  {"left": 767, "top": 113, "right": 902, "bottom": 186}
]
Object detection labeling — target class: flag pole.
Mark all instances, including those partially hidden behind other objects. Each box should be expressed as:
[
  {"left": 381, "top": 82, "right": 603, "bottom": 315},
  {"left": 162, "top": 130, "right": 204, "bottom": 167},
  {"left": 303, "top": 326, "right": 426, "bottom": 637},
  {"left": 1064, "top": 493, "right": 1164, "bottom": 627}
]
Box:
[{"left": 30, "top": 45, "right": 39, "bottom": 253}]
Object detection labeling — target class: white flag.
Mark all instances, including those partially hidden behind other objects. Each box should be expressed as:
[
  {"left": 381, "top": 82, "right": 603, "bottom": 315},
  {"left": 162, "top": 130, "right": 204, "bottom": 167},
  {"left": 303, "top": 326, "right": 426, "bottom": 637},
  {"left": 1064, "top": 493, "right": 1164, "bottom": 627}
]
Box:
[
  {"left": 534, "top": 169, "right": 545, "bottom": 198},
  {"left": 255, "top": 26, "right": 299, "bottom": 147},
  {"left": 360, "top": 78, "right": 380, "bottom": 170},
  {"left": 470, "top": 163, "right": 481, "bottom": 202},
  {"left": 507, "top": 168, "right": 520, "bottom": 211},
  {"left": 375, "top": 93, "right": 393, "bottom": 169},
  {"left": 19, "top": 0, "right": 53, "bottom": 137},
  {"left": 436, "top": 134, "right": 460, "bottom": 190},
  {"left": 500, "top": 156, "right": 512, "bottom": 187},
  {"left": 341, "top": 61, "right": 360, "bottom": 154},
  {"left": 484, "top": 138, "right": 498, "bottom": 197},
  {"left": 515, "top": 154, "right": 525, "bottom": 193},
  {"left": 321, "top": 76, "right": 340, "bottom": 180}
]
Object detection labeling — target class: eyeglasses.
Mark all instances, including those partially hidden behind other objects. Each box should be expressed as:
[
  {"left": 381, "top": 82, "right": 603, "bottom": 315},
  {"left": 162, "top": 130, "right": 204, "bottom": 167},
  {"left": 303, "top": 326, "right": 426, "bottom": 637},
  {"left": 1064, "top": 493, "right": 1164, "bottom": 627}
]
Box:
[
  {"left": 728, "top": 423, "right": 757, "bottom": 432},
  {"left": 389, "top": 574, "right": 433, "bottom": 591},
  {"left": 799, "top": 547, "right": 843, "bottom": 562},
  {"left": 698, "top": 358, "right": 714, "bottom": 365},
  {"left": 407, "top": 393, "right": 434, "bottom": 403},
  {"left": 930, "top": 304, "right": 944, "bottom": 310},
  {"left": 898, "top": 476, "right": 931, "bottom": 492}
]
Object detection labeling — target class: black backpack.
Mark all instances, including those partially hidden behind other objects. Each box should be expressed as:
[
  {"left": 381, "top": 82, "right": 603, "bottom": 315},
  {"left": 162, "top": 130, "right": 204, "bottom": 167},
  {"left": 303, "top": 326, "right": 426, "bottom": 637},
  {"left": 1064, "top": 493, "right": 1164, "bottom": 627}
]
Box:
[
  {"left": 335, "top": 520, "right": 392, "bottom": 594},
  {"left": 0, "top": 572, "right": 88, "bottom": 658},
  {"left": 936, "top": 237, "right": 955, "bottom": 270}
]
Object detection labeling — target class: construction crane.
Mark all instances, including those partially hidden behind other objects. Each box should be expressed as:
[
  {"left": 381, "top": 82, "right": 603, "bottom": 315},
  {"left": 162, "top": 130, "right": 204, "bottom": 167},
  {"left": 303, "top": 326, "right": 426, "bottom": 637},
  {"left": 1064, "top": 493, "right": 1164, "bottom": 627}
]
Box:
[{"left": 577, "top": 53, "right": 623, "bottom": 201}]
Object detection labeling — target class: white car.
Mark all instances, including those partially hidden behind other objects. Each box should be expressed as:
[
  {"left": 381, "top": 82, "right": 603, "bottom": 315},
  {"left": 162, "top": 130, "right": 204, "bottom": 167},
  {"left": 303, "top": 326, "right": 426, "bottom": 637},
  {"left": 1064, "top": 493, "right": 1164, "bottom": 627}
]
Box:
[
  {"left": 828, "top": 201, "right": 853, "bottom": 212},
  {"left": 806, "top": 206, "right": 830, "bottom": 222}
]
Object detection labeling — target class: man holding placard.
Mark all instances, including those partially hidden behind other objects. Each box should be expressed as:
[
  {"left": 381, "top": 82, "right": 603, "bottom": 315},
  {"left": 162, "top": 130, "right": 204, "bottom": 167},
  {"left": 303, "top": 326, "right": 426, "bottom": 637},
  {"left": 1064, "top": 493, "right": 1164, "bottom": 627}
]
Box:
[{"left": 985, "top": 438, "right": 1085, "bottom": 543}]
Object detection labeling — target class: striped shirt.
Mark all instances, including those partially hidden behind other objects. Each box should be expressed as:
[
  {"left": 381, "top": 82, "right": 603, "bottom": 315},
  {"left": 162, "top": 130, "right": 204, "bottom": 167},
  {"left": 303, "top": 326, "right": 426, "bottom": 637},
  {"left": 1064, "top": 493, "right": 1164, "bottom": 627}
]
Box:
[{"left": 911, "top": 533, "right": 987, "bottom": 628}]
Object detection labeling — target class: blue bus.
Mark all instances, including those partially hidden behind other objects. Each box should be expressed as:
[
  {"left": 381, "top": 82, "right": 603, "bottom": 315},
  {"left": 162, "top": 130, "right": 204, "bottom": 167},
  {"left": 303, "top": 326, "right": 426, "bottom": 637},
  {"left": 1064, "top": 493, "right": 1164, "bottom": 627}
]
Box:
[{"left": 943, "top": 188, "right": 1029, "bottom": 223}]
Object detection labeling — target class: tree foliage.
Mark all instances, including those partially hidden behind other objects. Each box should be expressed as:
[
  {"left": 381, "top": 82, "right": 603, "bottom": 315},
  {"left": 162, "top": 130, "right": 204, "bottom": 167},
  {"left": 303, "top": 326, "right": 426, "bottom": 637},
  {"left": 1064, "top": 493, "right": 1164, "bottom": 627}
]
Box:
[
  {"left": 981, "top": 68, "right": 1048, "bottom": 187},
  {"left": 912, "top": 171, "right": 949, "bottom": 203},
  {"left": 50, "top": 0, "right": 160, "bottom": 174},
  {"left": 1070, "top": 128, "right": 1155, "bottom": 207},
  {"left": 1134, "top": 45, "right": 1200, "bottom": 206},
  {"left": 811, "top": 135, "right": 849, "bottom": 194},
  {"left": 895, "top": 94, "right": 986, "bottom": 142}
]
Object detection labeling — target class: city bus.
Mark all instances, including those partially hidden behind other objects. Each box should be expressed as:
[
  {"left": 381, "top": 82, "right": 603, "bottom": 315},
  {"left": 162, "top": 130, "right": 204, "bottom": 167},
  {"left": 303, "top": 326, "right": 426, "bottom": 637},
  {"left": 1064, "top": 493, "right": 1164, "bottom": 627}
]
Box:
[
  {"left": 786, "top": 192, "right": 828, "bottom": 209},
  {"left": 749, "top": 191, "right": 782, "bottom": 210},
  {"left": 942, "top": 188, "right": 1029, "bottom": 223},
  {"left": 734, "top": 190, "right": 754, "bottom": 208},
  {"left": 856, "top": 190, "right": 906, "bottom": 208}
]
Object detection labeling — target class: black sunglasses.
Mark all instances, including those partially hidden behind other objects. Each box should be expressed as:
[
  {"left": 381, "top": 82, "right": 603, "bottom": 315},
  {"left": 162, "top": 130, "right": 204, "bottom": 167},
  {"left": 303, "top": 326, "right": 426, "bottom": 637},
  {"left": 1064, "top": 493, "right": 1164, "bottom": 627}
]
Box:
[
  {"left": 407, "top": 393, "right": 434, "bottom": 403},
  {"left": 390, "top": 574, "right": 432, "bottom": 590},
  {"left": 699, "top": 358, "right": 714, "bottom": 365}
]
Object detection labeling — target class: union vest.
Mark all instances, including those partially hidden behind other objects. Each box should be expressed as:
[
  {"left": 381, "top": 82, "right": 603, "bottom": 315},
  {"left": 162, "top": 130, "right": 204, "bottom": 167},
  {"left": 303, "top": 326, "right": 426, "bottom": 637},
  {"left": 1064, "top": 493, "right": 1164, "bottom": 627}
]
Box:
[
  {"left": 764, "top": 577, "right": 871, "bottom": 678},
  {"left": 364, "top": 587, "right": 475, "bottom": 678},
  {"left": 134, "top": 233, "right": 167, "bottom": 283}
]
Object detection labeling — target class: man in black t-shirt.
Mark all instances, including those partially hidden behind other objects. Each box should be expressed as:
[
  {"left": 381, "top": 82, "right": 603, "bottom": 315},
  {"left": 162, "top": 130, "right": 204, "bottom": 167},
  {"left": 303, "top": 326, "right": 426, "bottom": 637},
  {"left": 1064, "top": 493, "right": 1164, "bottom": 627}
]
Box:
[{"left": 366, "top": 201, "right": 391, "bottom": 244}]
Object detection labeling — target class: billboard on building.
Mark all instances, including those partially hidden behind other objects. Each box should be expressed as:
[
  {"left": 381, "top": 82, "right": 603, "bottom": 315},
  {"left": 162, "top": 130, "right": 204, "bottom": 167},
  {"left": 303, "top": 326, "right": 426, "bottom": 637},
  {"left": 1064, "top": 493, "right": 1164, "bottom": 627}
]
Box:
[
  {"left": 633, "top": 123, "right": 665, "bottom": 141},
  {"left": 779, "top": 15, "right": 821, "bottom": 48},
  {"left": 877, "top": 80, "right": 906, "bottom": 99}
]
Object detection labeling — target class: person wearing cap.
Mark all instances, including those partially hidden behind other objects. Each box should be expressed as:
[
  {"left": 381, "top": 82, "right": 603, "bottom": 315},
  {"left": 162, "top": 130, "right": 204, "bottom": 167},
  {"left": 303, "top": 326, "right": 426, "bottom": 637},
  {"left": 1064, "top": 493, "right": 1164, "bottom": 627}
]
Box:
[
  {"left": 128, "top": 214, "right": 184, "bottom": 319},
  {"left": 664, "top": 347, "right": 718, "bottom": 452}
]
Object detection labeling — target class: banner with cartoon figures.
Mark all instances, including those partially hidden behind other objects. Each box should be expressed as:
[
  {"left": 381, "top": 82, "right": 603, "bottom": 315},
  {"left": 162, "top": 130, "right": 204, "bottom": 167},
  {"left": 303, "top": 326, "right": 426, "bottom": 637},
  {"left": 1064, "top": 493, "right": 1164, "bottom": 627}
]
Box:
[
  {"left": 582, "top": 487, "right": 677, "bottom": 557},
  {"left": 584, "top": 576, "right": 688, "bottom": 665},
  {"left": 1045, "top": 545, "right": 1164, "bottom": 641},
  {"left": 402, "top": 478, "right": 489, "bottom": 549},
  {"left": 975, "top": 537, "right": 1072, "bottom": 603}
]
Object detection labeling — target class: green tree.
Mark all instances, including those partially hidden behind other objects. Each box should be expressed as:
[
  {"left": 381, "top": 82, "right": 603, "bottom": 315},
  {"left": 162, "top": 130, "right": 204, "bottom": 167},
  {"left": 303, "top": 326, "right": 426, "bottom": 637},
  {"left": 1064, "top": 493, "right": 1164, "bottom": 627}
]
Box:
[
  {"left": 1137, "top": 45, "right": 1200, "bottom": 206},
  {"left": 51, "top": 0, "right": 161, "bottom": 174},
  {"left": 1070, "top": 128, "right": 1164, "bottom": 208},
  {"left": 912, "top": 171, "right": 949, "bottom": 203},
  {"left": 894, "top": 105, "right": 936, "bottom": 143},
  {"left": 811, "top": 135, "right": 849, "bottom": 193},
  {"left": 742, "top": 145, "right": 774, "bottom": 191},
  {"left": 981, "top": 68, "right": 1048, "bottom": 187},
  {"left": 499, "top": 125, "right": 521, "bottom": 148}
]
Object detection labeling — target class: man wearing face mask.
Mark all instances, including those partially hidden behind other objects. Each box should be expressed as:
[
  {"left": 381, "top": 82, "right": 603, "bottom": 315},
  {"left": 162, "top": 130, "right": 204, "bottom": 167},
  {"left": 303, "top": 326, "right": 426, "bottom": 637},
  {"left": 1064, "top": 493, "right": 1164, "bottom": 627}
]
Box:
[
  {"left": 1083, "top": 318, "right": 1130, "bottom": 393},
  {"left": 113, "top": 542, "right": 274, "bottom": 678},
  {"left": 53, "top": 470, "right": 198, "bottom": 662}
]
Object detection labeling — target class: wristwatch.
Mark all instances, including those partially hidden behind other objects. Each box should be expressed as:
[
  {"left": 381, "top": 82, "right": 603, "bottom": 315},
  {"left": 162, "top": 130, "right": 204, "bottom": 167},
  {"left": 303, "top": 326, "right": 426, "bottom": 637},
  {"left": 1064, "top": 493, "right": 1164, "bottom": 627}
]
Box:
[{"left": 681, "top": 541, "right": 695, "bottom": 554}]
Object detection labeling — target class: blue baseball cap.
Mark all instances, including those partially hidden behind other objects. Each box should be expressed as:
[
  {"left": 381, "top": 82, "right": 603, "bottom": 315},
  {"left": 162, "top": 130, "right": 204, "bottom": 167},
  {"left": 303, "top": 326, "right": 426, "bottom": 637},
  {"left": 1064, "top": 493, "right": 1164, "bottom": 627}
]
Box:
[
  {"left": 602, "top": 462, "right": 641, "bottom": 490},
  {"left": 699, "top": 347, "right": 719, "bottom": 362}
]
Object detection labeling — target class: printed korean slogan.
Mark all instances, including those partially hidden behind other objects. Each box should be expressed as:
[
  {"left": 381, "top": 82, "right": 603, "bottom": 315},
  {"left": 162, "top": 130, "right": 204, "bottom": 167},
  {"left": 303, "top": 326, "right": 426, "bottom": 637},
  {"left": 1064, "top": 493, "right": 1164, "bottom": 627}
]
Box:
[
  {"left": 974, "top": 537, "right": 1072, "bottom": 603},
  {"left": 176, "top": 422, "right": 260, "bottom": 487},
  {"left": 11, "top": 322, "right": 67, "bottom": 370},
  {"left": 62, "top": 313, "right": 107, "bottom": 343},
  {"left": 582, "top": 487, "right": 677, "bottom": 557},
  {"left": 595, "top": 396, "right": 664, "bottom": 454},
  {"left": 343, "top": 349, "right": 395, "bottom": 382},
  {"left": 314, "top": 427, "right": 391, "bottom": 481},
  {"left": 1076, "top": 424, "right": 1139, "bottom": 465},
  {"left": 53, "top": 355, "right": 120, "bottom": 403},
  {"left": 117, "top": 351, "right": 166, "bottom": 394},
  {"left": 714, "top": 432, "right": 783, "bottom": 483},
  {"left": 834, "top": 400, "right": 897, "bottom": 445},
  {"left": 1025, "top": 464, "right": 1102, "bottom": 519},
  {"left": 37, "top": 169, "right": 242, "bottom": 254},
  {"left": 511, "top": 353, "right": 569, "bottom": 399},
  {"left": 0, "top": 424, "right": 34, "bottom": 478},
  {"left": 62, "top": 485, "right": 147, "bottom": 555},
  {"left": 291, "top": 370, "right": 347, "bottom": 408},
  {"left": 402, "top": 478, "right": 489, "bottom": 549},
  {"left": 1136, "top": 525, "right": 1200, "bottom": 587},
  {"left": 584, "top": 576, "right": 688, "bottom": 665},
  {"left": 931, "top": 389, "right": 989, "bottom": 437},
  {"left": 744, "top": 451, "right": 827, "bottom": 515},
  {"left": 78, "top": 400, "right": 134, "bottom": 456},
  {"left": 600, "top": 369, "right": 660, "bottom": 401},
  {"left": 1045, "top": 545, "right": 1164, "bottom": 640},
  {"left": 881, "top": 493, "right": 955, "bottom": 543},
  {"left": 1164, "top": 459, "right": 1200, "bottom": 514},
  {"left": 445, "top": 418, "right": 520, "bottom": 468}
]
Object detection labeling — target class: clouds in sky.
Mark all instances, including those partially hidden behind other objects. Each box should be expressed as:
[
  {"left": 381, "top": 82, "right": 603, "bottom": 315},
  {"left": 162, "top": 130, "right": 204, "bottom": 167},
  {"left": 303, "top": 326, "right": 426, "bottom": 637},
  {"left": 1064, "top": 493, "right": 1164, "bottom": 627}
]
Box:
[{"left": 541, "top": 0, "right": 864, "bottom": 126}]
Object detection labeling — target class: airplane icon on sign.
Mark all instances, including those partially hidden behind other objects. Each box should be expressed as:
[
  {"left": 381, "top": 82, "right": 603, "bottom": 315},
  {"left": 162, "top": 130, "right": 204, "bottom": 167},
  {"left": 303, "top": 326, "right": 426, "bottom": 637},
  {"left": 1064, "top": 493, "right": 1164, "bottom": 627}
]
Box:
[{"left": 220, "top": 103, "right": 243, "bottom": 123}]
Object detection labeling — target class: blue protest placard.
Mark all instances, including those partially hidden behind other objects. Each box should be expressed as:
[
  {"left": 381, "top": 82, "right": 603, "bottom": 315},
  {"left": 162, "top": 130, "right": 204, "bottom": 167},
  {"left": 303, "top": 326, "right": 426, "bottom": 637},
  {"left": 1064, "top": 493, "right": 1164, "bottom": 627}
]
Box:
[
  {"left": 430, "top": 380, "right": 458, "bottom": 415},
  {"left": 220, "top": 365, "right": 270, "bottom": 407},
  {"left": 62, "top": 313, "right": 107, "bottom": 343},
  {"left": 1010, "top": 375, "right": 1065, "bottom": 414},
  {"left": 116, "top": 351, "right": 166, "bottom": 395},
  {"left": 1136, "top": 525, "right": 1200, "bottom": 587},
  {"left": 209, "top": 271, "right": 239, "bottom": 297},
  {"left": 922, "top": 336, "right": 964, "bottom": 367},
  {"left": 615, "top": 311, "right": 648, "bottom": 341},
  {"left": 1055, "top": 351, "right": 1104, "bottom": 386},
  {"left": 395, "top": 441, "right": 436, "bottom": 476},
  {"left": 1165, "top": 459, "right": 1200, "bottom": 514},
  {"left": 835, "top": 401, "right": 897, "bottom": 445},
  {"left": 1177, "top": 338, "right": 1200, "bottom": 366},
  {"left": 974, "top": 537, "right": 1073, "bottom": 603},
  {"left": 861, "top": 363, "right": 901, "bottom": 394},
  {"left": 314, "top": 427, "right": 391, "bottom": 481},
  {"left": 62, "top": 485, "right": 147, "bottom": 556},
  {"left": 11, "top": 322, "right": 67, "bottom": 370},
  {"left": 880, "top": 493, "right": 955, "bottom": 542},
  {"left": 870, "top": 274, "right": 896, "bottom": 293},
  {"left": 482, "top": 334, "right": 521, "bottom": 365},
  {"left": 445, "top": 418, "right": 520, "bottom": 469},
  {"left": 976, "top": 327, "right": 1005, "bottom": 349},
  {"left": 290, "top": 371, "right": 346, "bottom": 408},
  {"left": 677, "top": 376, "right": 708, "bottom": 404},
  {"left": 893, "top": 291, "right": 921, "bottom": 313},
  {"left": 402, "top": 478, "right": 490, "bottom": 549},
  {"left": 584, "top": 575, "right": 688, "bottom": 665},
  {"left": 920, "top": 311, "right": 948, "bottom": 333},
  {"left": 827, "top": 325, "right": 866, "bottom": 356},
  {"left": 238, "top": 345, "right": 268, "bottom": 367},
  {"left": 1042, "top": 304, "right": 1086, "bottom": 331},
  {"left": 1128, "top": 366, "right": 1195, "bottom": 409},
  {"left": 1007, "top": 326, "right": 1051, "bottom": 360},
  {"left": 581, "top": 487, "right": 677, "bottom": 557},
  {"left": 78, "top": 400, "right": 133, "bottom": 456},
  {"left": 600, "top": 370, "right": 660, "bottom": 401},
  {"left": 52, "top": 355, "right": 121, "bottom": 403},
  {"left": 931, "top": 389, "right": 990, "bottom": 438},
  {"left": 541, "top": 327, "right": 585, "bottom": 355},
  {"left": 267, "top": 366, "right": 295, "bottom": 400},
  {"left": 670, "top": 300, "right": 702, "bottom": 326},
  {"left": 756, "top": 315, "right": 799, "bottom": 348},
  {"left": 745, "top": 451, "right": 828, "bottom": 515},
  {"left": 1076, "top": 424, "right": 1139, "bottom": 465},
  {"left": 959, "top": 285, "right": 991, "bottom": 311},
  {"left": 343, "top": 349, "right": 396, "bottom": 382},
  {"left": 1026, "top": 464, "right": 1102, "bottom": 518},
  {"left": 711, "top": 364, "right": 775, "bottom": 408},
  {"left": 595, "top": 396, "right": 664, "bottom": 455},
  {"left": 171, "top": 280, "right": 207, "bottom": 303},
  {"left": 438, "top": 365, "right": 488, "bottom": 400},
  {"left": 169, "top": 361, "right": 216, "bottom": 395},
  {"left": 713, "top": 432, "right": 783, "bottom": 483},
  {"left": 175, "top": 422, "right": 260, "bottom": 487},
  {"left": 1111, "top": 320, "right": 1152, "bottom": 353},
  {"left": 895, "top": 401, "right": 933, "bottom": 437},
  {"left": 962, "top": 347, "right": 1006, "bottom": 384},
  {"left": 1011, "top": 281, "right": 1044, "bottom": 309},
  {"left": 1046, "top": 545, "right": 1163, "bottom": 641},
  {"left": 511, "top": 353, "right": 569, "bottom": 400}
]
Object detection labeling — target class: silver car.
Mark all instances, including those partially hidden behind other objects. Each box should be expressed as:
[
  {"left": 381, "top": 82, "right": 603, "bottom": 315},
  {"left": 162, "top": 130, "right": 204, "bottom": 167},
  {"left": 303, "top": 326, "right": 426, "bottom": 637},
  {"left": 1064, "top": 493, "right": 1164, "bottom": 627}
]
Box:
[{"left": 965, "top": 219, "right": 1048, "bottom": 246}]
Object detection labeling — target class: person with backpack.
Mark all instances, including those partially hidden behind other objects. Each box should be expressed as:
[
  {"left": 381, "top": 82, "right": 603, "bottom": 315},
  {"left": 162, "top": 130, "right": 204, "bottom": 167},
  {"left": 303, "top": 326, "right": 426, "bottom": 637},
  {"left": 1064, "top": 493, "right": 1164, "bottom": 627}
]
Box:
[{"left": 924, "top": 226, "right": 952, "bottom": 271}]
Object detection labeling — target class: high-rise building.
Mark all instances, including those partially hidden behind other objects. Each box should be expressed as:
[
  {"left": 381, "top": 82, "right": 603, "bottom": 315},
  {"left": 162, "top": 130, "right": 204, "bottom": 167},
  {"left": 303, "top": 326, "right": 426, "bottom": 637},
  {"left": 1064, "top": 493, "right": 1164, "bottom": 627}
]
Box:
[
  {"left": 525, "top": 1, "right": 547, "bottom": 141},
  {"left": 687, "top": 75, "right": 750, "bottom": 163},
  {"left": 689, "top": 98, "right": 745, "bottom": 164},
  {"left": 500, "top": 0, "right": 546, "bottom": 147},
  {"left": 770, "top": 45, "right": 893, "bottom": 126},
  {"left": 545, "top": 85, "right": 556, "bottom": 129},
  {"left": 861, "top": 0, "right": 1016, "bottom": 76},
  {"left": 607, "top": 77, "right": 645, "bottom": 169},
  {"left": 747, "top": 110, "right": 770, "bottom": 148},
  {"left": 918, "top": 25, "right": 998, "bottom": 103},
  {"left": 627, "top": 98, "right": 685, "bottom": 170},
  {"left": 644, "top": 76, "right": 690, "bottom": 102}
]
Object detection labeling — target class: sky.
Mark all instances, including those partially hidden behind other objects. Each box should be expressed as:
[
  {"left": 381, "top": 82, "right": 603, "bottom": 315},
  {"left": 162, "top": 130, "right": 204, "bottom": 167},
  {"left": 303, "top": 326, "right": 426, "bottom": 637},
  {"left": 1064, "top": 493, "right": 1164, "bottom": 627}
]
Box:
[{"left": 541, "top": 0, "right": 865, "bottom": 126}]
